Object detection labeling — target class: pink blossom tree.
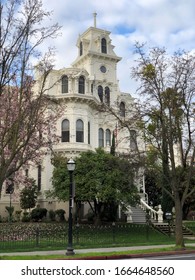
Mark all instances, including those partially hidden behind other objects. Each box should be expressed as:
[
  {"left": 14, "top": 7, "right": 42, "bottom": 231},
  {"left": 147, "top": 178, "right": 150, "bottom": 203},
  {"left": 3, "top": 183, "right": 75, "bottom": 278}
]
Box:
[{"left": 0, "top": 0, "right": 62, "bottom": 195}]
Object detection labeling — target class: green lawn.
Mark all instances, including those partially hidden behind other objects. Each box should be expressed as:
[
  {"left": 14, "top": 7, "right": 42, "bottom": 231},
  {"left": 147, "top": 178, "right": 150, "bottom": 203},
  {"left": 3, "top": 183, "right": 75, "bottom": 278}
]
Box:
[
  {"left": 0, "top": 222, "right": 174, "bottom": 252},
  {"left": 1, "top": 245, "right": 195, "bottom": 260}
]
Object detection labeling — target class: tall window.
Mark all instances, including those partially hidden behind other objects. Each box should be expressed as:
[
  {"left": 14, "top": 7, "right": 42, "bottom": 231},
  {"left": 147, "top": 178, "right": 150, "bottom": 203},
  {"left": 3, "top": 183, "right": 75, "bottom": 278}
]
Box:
[
  {"left": 105, "top": 87, "right": 110, "bottom": 106},
  {"left": 98, "top": 128, "right": 104, "bottom": 147},
  {"left": 88, "top": 121, "right": 90, "bottom": 144},
  {"left": 80, "top": 41, "right": 83, "bottom": 56},
  {"left": 106, "top": 129, "right": 111, "bottom": 146},
  {"left": 61, "top": 75, "right": 68, "bottom": 93},
  {"left": 101, "top": 38, "right": 107, "bottom": 54},
  {"left": 130, "top": 130, "right": 137, "bottom": 151},
  {"left": 78, "top": 76, "right": 85, "bottom": 94},
  {"left": 120, "top": 102, "right": 125, "bottom": 117},
  {"left": 37, "top": 165, "right": 42, "bottom": 191},
  {"left": 98, "top": 85, "right": 103, "bottom": 102},
  {"left": 76, "top": 119, "right": 84, "bottom": 142},
  {"left": 61, "top": 119, "right": 70, "bottom": 142}
]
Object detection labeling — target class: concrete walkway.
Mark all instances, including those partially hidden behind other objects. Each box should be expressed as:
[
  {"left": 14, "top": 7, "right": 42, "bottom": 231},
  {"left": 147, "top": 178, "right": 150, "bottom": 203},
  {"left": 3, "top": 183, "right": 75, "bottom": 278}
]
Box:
[{"left": 1, "top": 243, "right": 195, "bottom": 256}]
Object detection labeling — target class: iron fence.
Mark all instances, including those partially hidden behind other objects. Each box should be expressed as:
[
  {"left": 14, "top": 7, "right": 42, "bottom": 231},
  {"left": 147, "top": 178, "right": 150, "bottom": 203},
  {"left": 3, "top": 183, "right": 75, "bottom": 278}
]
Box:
[{"left": 0, "top": 223, "right": 171, "bottom": 251}]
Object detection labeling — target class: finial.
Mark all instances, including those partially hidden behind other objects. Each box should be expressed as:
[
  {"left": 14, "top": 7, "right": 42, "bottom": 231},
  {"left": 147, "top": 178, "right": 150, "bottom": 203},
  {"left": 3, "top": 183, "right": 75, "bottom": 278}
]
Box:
[{"left": 93, "top": 12, "right": 97, "bottom": 28}]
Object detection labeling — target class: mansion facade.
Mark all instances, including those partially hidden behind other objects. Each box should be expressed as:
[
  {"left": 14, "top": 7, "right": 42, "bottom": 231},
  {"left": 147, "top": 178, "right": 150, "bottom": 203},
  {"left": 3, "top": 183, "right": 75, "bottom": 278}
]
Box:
[{"left": 0, "top": 16, "right": 146, "bottom": 220}]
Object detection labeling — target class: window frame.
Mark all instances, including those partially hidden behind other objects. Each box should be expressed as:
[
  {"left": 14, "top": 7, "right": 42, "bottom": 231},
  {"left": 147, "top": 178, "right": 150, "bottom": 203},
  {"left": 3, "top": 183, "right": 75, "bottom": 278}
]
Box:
[
  {"left": 105, "top": 86, "right": 110, "bottom": 106},
  {"left": 61, "top": 119, "right": 70, "bottom": 142},
  {"left": 78, "top": 75, "right": 85, "bottom": 94},
  {"left": 98, "top": 85, "right": 103, "bottom": 102},
  {"left": 101, "top": 38, "right": 107, "bottom": 54},
  {"left": 76, "top": 119, "right": 84, "bottom": 142},
  {"left": 98, "top": 128, "right": 104, "bottom": 147},
  {"left": 80, "top": 41, "right": 83, "bottom": 56},
  {"left": 61, "top": 75, "right": 68, "bottom": 93},
  {"left": 119, "top": 102, "right": 125, "bottom": 117},
  {"left": 106, "top": 129, "right": 111, "bottom": 146}
]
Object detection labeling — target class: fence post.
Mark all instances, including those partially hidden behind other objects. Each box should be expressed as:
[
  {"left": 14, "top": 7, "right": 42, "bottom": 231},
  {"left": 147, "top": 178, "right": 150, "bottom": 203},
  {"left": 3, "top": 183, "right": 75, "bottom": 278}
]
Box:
[
  {"left": 146, "top": 210, "right": 151, "bottom": 241},
  {"left": 76, "top": 223, "right": 80, "bottom": 245},
  {"left": 112, "top": 222, "right": 116, "bottom": 243},
  {"left": 35, "top": 226, "right": 39, "bottom": 247}
]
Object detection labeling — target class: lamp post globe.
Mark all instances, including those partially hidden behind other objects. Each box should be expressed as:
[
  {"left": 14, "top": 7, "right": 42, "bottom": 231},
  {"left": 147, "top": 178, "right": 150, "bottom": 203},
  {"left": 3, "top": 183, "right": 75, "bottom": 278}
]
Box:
[{"left": 67, "top": 158, "right": 76, "bottom": 172}]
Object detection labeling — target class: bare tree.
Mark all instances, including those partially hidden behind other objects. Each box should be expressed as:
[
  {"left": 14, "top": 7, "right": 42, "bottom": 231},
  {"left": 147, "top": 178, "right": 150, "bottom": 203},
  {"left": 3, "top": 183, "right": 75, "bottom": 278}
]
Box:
[
  {"left": 0, "top": 0, "right": 62, "bottom": 194},
  {"left": 132, "top": 42, "right": 195, "bottom": 248}
]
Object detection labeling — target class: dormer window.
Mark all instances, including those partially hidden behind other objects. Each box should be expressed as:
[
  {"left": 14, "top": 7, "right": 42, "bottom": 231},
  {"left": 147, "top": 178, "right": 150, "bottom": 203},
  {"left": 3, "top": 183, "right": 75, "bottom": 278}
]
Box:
[
  {"left": 80, "top": 41, "right": 83, "bottom": 56},
  {"left": 61, "top": 75, "right": 68, "bottom": 93},
  {"left": 78, "top": 75, "right": 85, "bottom": 94},
  {"left": 105, "top": 87, "right": 110, "bottom": 106},
  {"left": 101, "top": 38, "right": 107, "bottom": 54},
  {"left": 98, "top": 85, "right": 103, "bottom": 102},
  {"left": 119, "top": 102, "right": 125, "bottom": 117}
]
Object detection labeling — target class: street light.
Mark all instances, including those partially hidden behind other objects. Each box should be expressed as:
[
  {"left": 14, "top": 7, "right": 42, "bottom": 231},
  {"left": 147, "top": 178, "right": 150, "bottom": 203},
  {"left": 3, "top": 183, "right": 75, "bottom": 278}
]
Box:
[{"left": 66, "top": 158, "right": 76, "bottom": 256}]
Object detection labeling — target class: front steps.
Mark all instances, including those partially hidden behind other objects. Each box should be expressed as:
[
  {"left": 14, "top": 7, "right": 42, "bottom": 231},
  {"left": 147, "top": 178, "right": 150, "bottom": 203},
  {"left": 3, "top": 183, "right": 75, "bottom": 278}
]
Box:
[
  {"left": 153, "top": 223, "right": 195, "bottom": 237},
  {"left": 130, "top": 206, "right": 195, "bottom": 238},
  {"left": 131, "top": 206, "right": 146, "bottom": 224}
]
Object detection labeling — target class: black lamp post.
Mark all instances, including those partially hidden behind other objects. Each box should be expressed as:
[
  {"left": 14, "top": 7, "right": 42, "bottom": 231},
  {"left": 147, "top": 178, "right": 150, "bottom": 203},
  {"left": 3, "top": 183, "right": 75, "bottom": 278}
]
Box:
[{"left": 66, "top": 158, "right": 75, "bottom": 256}]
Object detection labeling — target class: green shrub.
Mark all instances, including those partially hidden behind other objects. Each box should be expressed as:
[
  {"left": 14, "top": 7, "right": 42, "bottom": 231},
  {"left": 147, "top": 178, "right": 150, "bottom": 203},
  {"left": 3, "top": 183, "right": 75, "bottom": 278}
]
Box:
[
  {"left": 22, "top": 212, "right": 31, "bottom": 222},
  {"left": 48, "top": 209, "right": 56, "bottom": 221},
  {"left": 55, "top": 209, "right": 65, "bottom": 222},
  {"left": 31, "top": 208, "right": 47, "bottom": 222},
  {"left": 15, "top": 210, "right": 22, "bottom": 222}
]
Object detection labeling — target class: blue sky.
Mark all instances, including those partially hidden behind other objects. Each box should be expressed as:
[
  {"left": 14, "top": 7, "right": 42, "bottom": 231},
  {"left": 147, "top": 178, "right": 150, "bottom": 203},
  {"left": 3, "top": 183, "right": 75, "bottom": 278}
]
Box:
[{"left": 41, "top": 0, "right": 195, "bottom": 95}]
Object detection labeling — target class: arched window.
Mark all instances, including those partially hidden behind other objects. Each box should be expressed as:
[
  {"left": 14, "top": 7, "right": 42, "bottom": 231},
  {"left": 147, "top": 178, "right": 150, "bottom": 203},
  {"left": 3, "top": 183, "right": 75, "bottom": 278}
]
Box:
[
  {"left": 78, "top": 75, "right": 85, "bottom": 94},
  {"left": 106, "top": 129, "right": 111, "bottom": 146},
  {"left": 61, "top": 119, "right": 70, "bottom": 142},
  {"left": 130, "top": 130, "right": 137, "bottom": 151},
  {"left": 80, "top": 41, "right": 83, "bottom": 56},
  {"left": 98, "top": 128, "right": 104, "bottom": 147},
  {"left": 120, "top": 102, "right": 125, "bottom": 117},
  {"left": 76, "top": 119, "right": 84, "bottom": 142},
  {"left": 101, "top": 38, "right": 107, "bottom": 54},
  {"left": 105, "top": 86, "right": 110, "bottom": 106},
  {"left": 88, "top": 121, "right": 90, "bottom": 144},
  {"left": 61, "top": 75, "right": 68, "bottom": 93},
  {"left": 98, "top": 85, "right": 103, "bottom": 102}
]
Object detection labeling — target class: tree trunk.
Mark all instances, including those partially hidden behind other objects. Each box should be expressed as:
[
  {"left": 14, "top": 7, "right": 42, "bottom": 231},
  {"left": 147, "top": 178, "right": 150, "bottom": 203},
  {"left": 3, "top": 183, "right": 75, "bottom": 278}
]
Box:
[{"left": 174, "top": 192, "right": 185, "bottom": 248}]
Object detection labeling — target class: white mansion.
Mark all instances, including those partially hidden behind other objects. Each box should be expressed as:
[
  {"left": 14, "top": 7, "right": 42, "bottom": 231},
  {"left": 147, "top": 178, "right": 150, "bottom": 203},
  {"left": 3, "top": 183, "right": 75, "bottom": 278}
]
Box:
[{"left": 0, "top": 15, "right": 147, "bottom": 220}]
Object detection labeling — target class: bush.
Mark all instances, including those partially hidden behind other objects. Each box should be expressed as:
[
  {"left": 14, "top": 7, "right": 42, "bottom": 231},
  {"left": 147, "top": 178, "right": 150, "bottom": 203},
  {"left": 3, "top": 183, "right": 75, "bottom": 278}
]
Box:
[
  {"left": 55, "top": 209, "right": 65, "bottom": 222},
  {"left": 22, "top": 212, "right": 31, "bottom": 222},
  {"left": 15, "top": 210, "right": 22, "bottom": 222},
  {"left": 187, "top": 210, "right": 195, "bottom": 220},
  {"left": 48, "top": 209, "right": 56, "bottom": 221},
  {"left": 31, "top": 208, "right": 47, "bottom": 222}
]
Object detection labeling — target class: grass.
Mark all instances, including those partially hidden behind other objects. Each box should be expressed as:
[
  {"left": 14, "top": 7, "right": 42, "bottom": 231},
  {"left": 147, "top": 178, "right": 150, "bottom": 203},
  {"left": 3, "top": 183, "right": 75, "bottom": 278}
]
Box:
[
  {"left": 0, "top": 222, "right": 174, "bottom": 252},
  {"left": 1, "top": 245, "right": 195, "bottom": 260}
]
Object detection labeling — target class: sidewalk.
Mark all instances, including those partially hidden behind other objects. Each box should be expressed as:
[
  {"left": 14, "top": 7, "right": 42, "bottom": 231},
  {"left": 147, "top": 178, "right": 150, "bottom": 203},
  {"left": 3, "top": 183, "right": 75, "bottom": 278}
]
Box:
[{"left": 1, "top": 243, "right": 195, "bottom": 257}]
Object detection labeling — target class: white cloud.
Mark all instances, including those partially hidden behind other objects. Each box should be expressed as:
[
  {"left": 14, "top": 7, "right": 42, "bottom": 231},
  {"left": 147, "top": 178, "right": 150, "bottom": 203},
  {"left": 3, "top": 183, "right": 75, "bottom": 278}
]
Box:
[{"left": 40, "top": 0, "right": 195, "bottom": 95}]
